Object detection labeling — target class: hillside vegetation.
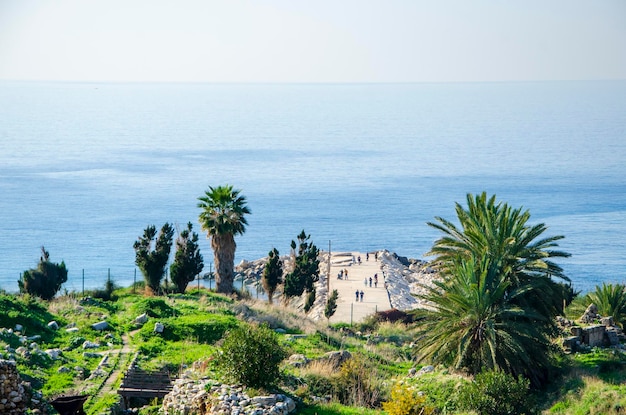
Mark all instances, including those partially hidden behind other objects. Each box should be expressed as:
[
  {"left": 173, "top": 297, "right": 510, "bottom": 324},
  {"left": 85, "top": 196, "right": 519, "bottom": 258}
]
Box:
[{"left": 0, "top": 286, "right": 625, "bottom": 415}]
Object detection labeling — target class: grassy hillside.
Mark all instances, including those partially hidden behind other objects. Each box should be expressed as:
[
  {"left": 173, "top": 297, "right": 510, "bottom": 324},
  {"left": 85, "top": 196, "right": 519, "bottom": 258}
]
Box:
[{"left": 0, "top": 287, "right": 625, "bottom": 415}]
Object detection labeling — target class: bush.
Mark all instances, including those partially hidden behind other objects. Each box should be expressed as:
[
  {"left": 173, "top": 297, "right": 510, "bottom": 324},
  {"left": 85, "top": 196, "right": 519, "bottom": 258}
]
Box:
[
  {"left": 457, "top": 370, "right": 535, "bottom": 415},
  {"left": 18, "top": 247, "right": 68, "bottom": 300},
  {"left": 382, "top": 382, "right": 434, "bottom": 415},
  {"left": 216, "top": 323, "right": 287, "bottom": 389},
  {"left": 334, "top": 354, "right": 381, "bottom": 408}
]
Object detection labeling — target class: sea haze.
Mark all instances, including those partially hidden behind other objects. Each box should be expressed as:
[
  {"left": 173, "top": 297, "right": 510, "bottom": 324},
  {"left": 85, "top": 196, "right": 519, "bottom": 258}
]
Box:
[{"left": 1, "top": 81, "right": 625, "bottom": 294}]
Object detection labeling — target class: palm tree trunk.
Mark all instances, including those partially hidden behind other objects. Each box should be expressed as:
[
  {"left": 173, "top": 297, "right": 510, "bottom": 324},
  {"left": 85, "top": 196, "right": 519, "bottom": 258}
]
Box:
[{"left": 211, "top": 233, "right": 236, "bottom": 293}]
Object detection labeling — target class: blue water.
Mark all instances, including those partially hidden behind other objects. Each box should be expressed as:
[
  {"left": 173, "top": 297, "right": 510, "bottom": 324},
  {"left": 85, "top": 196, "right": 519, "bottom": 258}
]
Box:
[{"left": 1, "top": 81, "right": 625, "bottom": 294}]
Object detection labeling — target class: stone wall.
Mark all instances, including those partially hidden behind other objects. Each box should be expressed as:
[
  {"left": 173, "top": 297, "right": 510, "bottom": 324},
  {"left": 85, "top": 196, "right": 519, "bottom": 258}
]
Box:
[{"left": 0, "top": 359, "right": 29, "bottom": 414}]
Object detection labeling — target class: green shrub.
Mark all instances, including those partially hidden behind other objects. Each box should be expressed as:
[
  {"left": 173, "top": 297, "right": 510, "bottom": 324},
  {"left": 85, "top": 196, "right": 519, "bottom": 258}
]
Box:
[
  {"left": 132, "top": 297, "right": 175, "bottom": 318},
  {"left": 216, "top": 323, "right": 287, "bottom": 389},
  {"left": 160, "top": 314, "right": 239, "bottom": 344},
  {"left": 457, "top": 370, "right": 535, "bottom": 415}
]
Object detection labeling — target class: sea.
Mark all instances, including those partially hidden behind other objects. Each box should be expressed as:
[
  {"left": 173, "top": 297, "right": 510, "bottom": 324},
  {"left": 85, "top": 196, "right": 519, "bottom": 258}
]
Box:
[{"left": 1, "top": 80, "right": 625, "bottom": 294}]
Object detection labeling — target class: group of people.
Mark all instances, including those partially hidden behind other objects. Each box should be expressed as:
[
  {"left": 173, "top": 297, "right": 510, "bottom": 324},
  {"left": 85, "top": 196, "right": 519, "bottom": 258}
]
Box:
[
  {"left": 355, "top": 289, "right": 365, "bottom": 302},
  {"left": 337, "top": 268, "right": 349, "bottom": 280},
  {"left": 353, "top": 251, "right": 379, "bottom": 265},
  {"left": 364, "top": 273, "right": 379, "bottom": 288}
]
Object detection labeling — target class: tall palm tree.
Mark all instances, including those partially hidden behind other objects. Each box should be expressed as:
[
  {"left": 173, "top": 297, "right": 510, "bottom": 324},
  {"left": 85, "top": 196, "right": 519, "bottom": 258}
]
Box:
[
  {"left": 416, "top": 192, "right": 570, "bottom": 385},
  {"left": 198, "top": 185, "right": 250, "bottom": 294}
]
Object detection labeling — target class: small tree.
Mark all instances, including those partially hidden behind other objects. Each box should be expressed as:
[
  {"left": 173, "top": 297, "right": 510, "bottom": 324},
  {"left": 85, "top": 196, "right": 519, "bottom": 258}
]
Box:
[
  {"left": 283, "top": 230, "right": 320, "bottom": 304},
  {"left": 262, "top": 248, "right": 282, "bottom": 304},
  {"left": 18, "top": 247, "right": 68, "bottom": 300},
  {"left": 217, "top": 323, "right": 287, "bottom": 389},
  {"left": 324, "top": 289, "right": 339, "bottom": 323},
  {"left": 170, "top": 222, "right": 204, "bottom": 294},
  {"left": 134, "top": 223, "right": 174, "bottom": 295}
]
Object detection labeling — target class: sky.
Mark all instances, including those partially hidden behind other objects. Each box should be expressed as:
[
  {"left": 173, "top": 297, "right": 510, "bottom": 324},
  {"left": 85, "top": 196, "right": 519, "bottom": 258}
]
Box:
[{"left": 0, "top": 0, "right": 625, "bottom": 83}]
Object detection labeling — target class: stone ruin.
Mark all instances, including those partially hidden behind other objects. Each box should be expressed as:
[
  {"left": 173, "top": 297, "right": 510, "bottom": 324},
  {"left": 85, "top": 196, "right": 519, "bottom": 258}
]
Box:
[
  {"left": 560, "top": 303, "right": 625, "bottom": 352},
  {"left": 0, "top": 359, "right": 46, "bottom": 414}
]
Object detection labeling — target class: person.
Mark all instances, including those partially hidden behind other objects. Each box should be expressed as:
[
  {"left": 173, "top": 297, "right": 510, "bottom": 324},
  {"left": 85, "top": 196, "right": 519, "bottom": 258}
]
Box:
[
  {"left": 374, "top": 273, "right": 378, "bottom": 288},
  {"left": 339, "top": 269, "right": 343, "bottom": 279},
  {"left": 355, "top": 290, "right": 359, "bottom": 301},
  {"left": 364, "top": 277, "right": 368, "bottom": 286},
  {"left": 366, "top": 252, "right": 369, "bottom": 261},
  {"left": 369, "top": 276, "right": 372, "bottom": 287},
  {"left": 357, "top": 255, "right": 361, "bottom": 265},
  {"left": 344, "top": 268, "right": 348, "bottom": 280},
  {"left": 374, "top": 251, "right": 378, "bottom": 261},
  {"left": 360, "top": 290, "right": 364, "bottom": 302}
]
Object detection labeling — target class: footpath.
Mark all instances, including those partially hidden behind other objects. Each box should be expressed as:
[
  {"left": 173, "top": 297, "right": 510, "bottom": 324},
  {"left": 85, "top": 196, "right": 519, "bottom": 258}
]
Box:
[{"left": 325, "top": 252, "right": 391, "bottom": 324}]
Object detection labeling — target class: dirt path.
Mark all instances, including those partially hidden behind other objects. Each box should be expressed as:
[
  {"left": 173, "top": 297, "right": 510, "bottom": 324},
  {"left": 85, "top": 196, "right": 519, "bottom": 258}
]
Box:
[{"left": 97, "top": 330, "right": 136, "bottom": 397}]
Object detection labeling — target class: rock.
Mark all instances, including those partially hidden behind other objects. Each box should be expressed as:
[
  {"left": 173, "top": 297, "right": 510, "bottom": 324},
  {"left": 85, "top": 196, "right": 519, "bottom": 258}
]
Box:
[
  {"left": 83, "top": 352, "right": 102, "bottom": 359},
  {"left": 322, "top": 350, "right": 352, "bottom": 369},
  {"left": 45, "top": 349, "right": 62, "bottom": 360},
  {"left": 134, "top": 313, "right": 149, "bottom": 325},
  {"left": 287, "top": 354, "right": 309, "bottom": 368},
  {"left": 82, "top": 341, "right": 100, "bottom": 349},
  {"left": 601, "top": 316, "right": 614, "bottom": 327},
  {"left": 418, "top": 365, "right": 435, "bottom": 374},
  {"left": 66, "top": 327, "right": 79, "bottom": 333},
  {"left": 154, "top": 322, "right": 165, "bottom": 333},
  {"left": 14, "top": 324, "right": 23, "bottom": 332},
  {"left": 47, "top": 321, "right": 59, "bottom": 330},
  {"left": 580, "top": 304, "right": 600, "bottom": 324},
  {"left": 91, "top": 321, "right": 109, "bottom": 331}
]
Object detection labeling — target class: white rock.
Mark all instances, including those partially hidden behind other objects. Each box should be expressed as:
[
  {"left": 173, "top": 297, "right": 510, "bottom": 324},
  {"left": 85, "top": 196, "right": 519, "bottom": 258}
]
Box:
[
  {"left": 154, "top": 322, "right": 165, "bottom": 333},
  {"left": 91, "top": 321, "right": 108, "bottom": 331},
  {"left": 134, "top": 313, "right": 148, "bottom": 325}
]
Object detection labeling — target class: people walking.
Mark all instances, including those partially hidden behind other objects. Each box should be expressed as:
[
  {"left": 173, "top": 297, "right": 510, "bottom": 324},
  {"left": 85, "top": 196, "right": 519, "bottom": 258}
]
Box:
[
  {"left": 359, "top": 290, "right": 364, "bottom": 302},
  {"left": 355, "top": 290, "right": 359, "bottom": 301}
]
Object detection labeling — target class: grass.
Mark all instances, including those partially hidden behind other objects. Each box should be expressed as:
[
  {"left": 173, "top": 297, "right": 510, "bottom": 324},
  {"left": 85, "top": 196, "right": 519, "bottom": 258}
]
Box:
[
  {"left": 1, "top": 286, "right": 626, "bottom": 415},
  {"left": 298, "top": 402, "right": 385, "bottom": 414}
]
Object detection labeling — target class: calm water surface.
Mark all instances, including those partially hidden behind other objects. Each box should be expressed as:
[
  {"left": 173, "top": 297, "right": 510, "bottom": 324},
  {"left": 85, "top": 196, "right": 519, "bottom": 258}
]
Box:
[{"left": 0, "top": 81, "right": 625, "bottom": 293}]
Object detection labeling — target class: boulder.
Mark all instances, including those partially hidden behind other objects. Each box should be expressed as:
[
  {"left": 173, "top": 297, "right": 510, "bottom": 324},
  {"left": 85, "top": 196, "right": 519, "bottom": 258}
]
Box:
[
  {"left": 47, "top": 321, "right": 59, "bottom": 330},
  {"left": 91, "top": 321, "right": 108, "bottom": 331},
  {"left": 154, "top": 322, "right": 165, "bottom": 333},
  {"left": 134, "top": 313, "right": 148, "bottom": 325},
  {"left": 45, "top": 349, "right": 62, "bottom": 360},
  {"left": 82, "top": 341, "right": 100, "bottom": 349}
]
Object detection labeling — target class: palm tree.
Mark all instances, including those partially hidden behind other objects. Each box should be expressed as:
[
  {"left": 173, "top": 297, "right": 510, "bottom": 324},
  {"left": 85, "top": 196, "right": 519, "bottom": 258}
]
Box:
[
  {"left": 414, "top": 257, "right": 554, "bottom": 385},
  {"left": 416, "top": 192, "right": 570, "bottom": 385},
  {"left": 427, "top": 192, "right": 571, "bottom": 317},
  {"left": 198, "top": 185, "right": 250, "bottom": 294},
  {"left": 586, "top": 283, "right": 626, "bottom": 328}
]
